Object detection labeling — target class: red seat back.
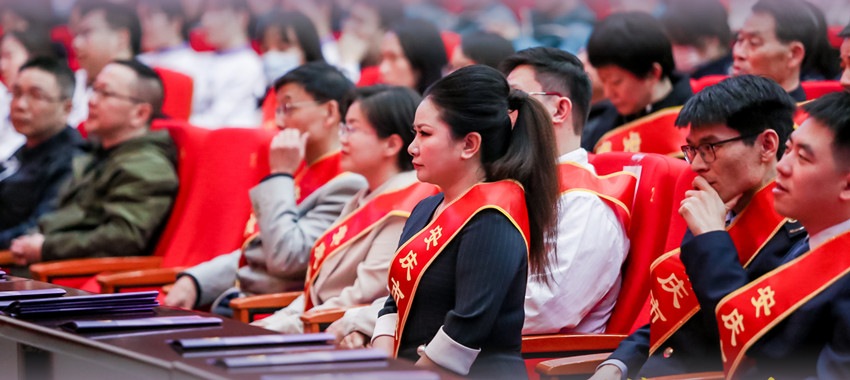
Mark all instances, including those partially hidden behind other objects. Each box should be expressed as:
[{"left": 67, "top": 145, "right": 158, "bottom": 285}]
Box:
[
  {"left": 590, "top": 152, "right": 691, "bottom": 334},
  {"left": 690, "top": 75, "right": 728, "bottom": 93},
  {"left": 158, "top": 127, "right": 277, "bottom": 268},
  {"left": 801, "top": 80, "right": 843, "bottom": 100},
  {"left": 153, "top": 67, "right": 194, "bottom": 121}
]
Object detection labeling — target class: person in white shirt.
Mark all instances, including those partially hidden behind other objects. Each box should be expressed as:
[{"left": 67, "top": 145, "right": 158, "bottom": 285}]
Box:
[
  {"left": 189, "top": 0, "right": 265, "bottom": 129},
  {"left": 136, "top": 0, "right": 198, "bottom": 79},
  {"left": 329, "top": 47, "right": 630, "bottom": 347}
]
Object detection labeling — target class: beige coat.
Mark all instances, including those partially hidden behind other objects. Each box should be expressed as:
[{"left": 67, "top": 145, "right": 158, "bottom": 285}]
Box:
[{"left": 256, "top": 171, "right": 422, "bottom": 333}]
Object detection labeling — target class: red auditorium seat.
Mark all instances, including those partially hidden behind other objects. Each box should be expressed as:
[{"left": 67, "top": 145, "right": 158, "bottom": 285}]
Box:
[
  {"left": 690, "top": 75, "right": 728, "bottom": 93},
  {"left": 153, "top": 67, "right": 194, "bottom": 121},
  {"left": 593, "top": 107, "right": 688, "bottom": 157},
  {"left": 522, "top": 152, "right": 691, "bottom": 379},
  {"left": 801, "top": 80, "right": 844, "bottom": 100}
]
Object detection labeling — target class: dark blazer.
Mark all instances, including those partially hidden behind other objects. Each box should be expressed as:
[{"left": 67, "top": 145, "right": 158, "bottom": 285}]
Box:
[
  {"left": 379, "top": 193, "right": 528, "bottom": 379},
  {"left": 688, "top": 227, "right": 850, "bottom": 379},
  {"left": 609, "top": 220, "right": 806, "bottom": 378}
]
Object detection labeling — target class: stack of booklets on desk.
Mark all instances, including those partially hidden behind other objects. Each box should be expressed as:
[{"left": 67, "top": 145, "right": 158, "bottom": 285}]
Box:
[{"left": 1, "top": 290, "right": 159, "bottom": 319}]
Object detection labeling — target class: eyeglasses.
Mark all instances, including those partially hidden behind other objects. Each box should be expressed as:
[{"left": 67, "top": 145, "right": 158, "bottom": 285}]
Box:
[
  {"left": 338, "top": 123, "right": 356, "bottom": 138},
  {"left": 681, "top": 133, "right": 760, "bottom": 164},
  {"left": 11, "top": 88, "right": 63, "bottom": 103},
  {"left": 526, "top": 91, "right": 563, "bottom": 97},
  {"left": 89, "top": 87, "right": 143, "bottom": 103},
  {"left": 275, "top": 100, "right": 324, "bottom": 116}
]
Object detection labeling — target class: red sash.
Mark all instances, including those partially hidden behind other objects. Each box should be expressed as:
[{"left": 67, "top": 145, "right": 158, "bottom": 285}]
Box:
[
  {"left": 648, "top": 182, "right": 787, "bottom": 355},
  {"left": 387, "top": 181, "right": 531, "bottom": 356},
  {"left": 717, "top": 230, "right": 850, "bottom": 378},
  {"left": 593, "top": 106, "right": 687, "bottom": 157},
  {"left": 239, "top": 152, "right": 344, "bottom": 265},
  {"left": 558, "top": 161, "right": 637, "bottom": 230},
  {"left": 302, "top": 182, "right": 440, "bottom": 311}
]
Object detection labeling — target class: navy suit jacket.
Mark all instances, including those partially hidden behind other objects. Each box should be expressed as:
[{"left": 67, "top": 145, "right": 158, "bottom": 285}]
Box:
[
  {"left": 687, "top": 228, "right": 850, "bottom": 379},
  {"left": 609, "top": 220, "right": 806, "bottom": 378}
]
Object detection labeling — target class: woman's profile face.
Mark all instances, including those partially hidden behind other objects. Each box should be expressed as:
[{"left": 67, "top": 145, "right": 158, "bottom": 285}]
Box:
[
  {"left": 340, "top": 101, "right": 393, "bottom": 175},
  {"left": 409, "top": 97, "right": 465, "bottom": 186},
  {"left": 379, "top": 32, "right": 417, "bottom": 90}
]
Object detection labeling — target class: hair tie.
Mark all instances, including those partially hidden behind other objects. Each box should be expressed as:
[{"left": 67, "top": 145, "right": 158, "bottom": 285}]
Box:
[{"left": 507, "top": 89, "right": 528, "bottom": 112}]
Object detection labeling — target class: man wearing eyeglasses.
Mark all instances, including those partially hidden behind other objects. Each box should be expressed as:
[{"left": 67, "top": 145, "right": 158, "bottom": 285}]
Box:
[
  {"left": 10, "top": 60, "right": 178, "bottom": 265},
  {"left": 0, "top": 57, "right": 85, "bottom": 251},
  {"left": 592, "top": 75, "right": 806, "bottom": 379},
  {"left": 165, "top": 62, "right": 366, "bottom": 315}
]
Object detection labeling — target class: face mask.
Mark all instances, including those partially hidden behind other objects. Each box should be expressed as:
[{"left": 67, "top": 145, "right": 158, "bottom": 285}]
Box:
[{"left": 263, "top": 51, "right": 302, "bottom": 84}]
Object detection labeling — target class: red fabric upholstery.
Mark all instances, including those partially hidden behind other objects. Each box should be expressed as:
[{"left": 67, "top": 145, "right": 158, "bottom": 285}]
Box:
[
  {"left": 357, "top": 66, "right": 382, "bottom": 87},
  {"left": 801, "top": 80, "right": 843, "bottom": 100},
  {"left": 260, "top": 87, "right": 278, "bottom": 130},
  {"left": 189, "top": 28, "right": 216, "bottom": 52},
  {"left": 828, "top": 25, "right": 844, "bottom": 49},
  {"left": 441, "top": 31, "right": 461, "bottom": 61},
  {"left": 690, "top": 75, "right": 728, "bottom": 93},
  {"left": 153, "top": 67, "right": 194, "bottom": 121},
  {"left": 158, "top": 126, "right": 277, "bottom": 268},
  {"left": 590, "top": 152, "right": 692, "bottom": 334}
]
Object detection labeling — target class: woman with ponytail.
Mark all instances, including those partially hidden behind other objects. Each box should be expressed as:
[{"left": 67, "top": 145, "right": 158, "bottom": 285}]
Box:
[{"left": 371, "top": 65, "right": 559, "bottom": 378}]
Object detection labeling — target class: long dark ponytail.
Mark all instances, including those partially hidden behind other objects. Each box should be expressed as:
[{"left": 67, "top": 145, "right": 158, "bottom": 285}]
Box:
[{"left": 424, "top": 65, "right": 559, "bottom": 278}]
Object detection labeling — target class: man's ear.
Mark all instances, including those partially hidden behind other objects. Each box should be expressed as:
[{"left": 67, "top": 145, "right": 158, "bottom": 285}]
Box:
[
  {"left": 787, "top": 41, "right": 805, "bottom": 72},
  {"left": 459, "top": 132, "right": 482, "bottom": 160},
  {"left": 840, "top": 170, "right": 850, "bottom": 202},
  {"left": 760, "top": 129, "right": 780, "bottom": 162},
  {"left": 648, "top": 62, "right": 664, "bottom": 82},
  {"left": 131, "top": 102, "right": 153, "bottom": 128},
  {"left": 324, "top": 100, "right": 340, "bottom": 128},
  {"left": 551, "top": 96, "right": 573, "bottom": 127}
]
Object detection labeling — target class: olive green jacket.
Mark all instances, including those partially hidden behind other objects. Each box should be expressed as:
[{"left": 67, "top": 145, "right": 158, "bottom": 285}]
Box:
[{"left": 38, "top": 130, "right": 179, "bottom": 261}]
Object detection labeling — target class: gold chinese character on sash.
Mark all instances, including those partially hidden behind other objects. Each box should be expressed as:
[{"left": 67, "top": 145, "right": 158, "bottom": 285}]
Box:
[
  {"left": 657, "top": 273, "right": 689, "bottom": 309},
  {"left": 313, "top": 243, "right": 326, "bottom": 269},
  {"left": 722, "top": 308, "right": 745, "bottom": 347},
  {"left": 623, "top": 132, "right": 642, "bottom": 152},
  {"left": 399, "top": 250, "right": 418, "bottom": 281},
  {"left": 331, "top": 226, "right": 348, "bottom": 247},
  {"left": 650, "top": 293, "right": 667, "bottom": 323},
  {"left": 424, "top": 226, "right": 442, "bottom": 250},
  {"left": 390, "top": 277, "right": 405, "bottom": 301},
  {"left": 597, "top": 141, "right": 612, "bottom": 154},
  {"left": 750, "top": 286, "right": 776, "bottom": 318}
]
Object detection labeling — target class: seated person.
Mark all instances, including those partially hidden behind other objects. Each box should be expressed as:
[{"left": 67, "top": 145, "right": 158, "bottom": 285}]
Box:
[
  {"left": 329, "top": 47, "right": 631, "bottom": 346},
  {"left": 164, "top": 62, "right": 366, "bottom": 315},
  {"left": 446, "top": 31, "right": 515, "bottom": 73},
  {"left": 841, "top": 23, "right": 850, "bottom": 92},
  {"left": 661, "top": 0, "right": 733, "bottom": 79},
  {"left": 190, "top": 0, "right": 265, "bottom": 128},
  {"left": 583, "top": 12, "right": 693, "bottom": 152},
  {"left": 732, "top": 0, "right": 822, "bottom": 101},
  {"left": 10, "top": 60, "right": 178, "bottom": 264},
  {"left": 136, "top": 0, "right": 199, "bottom": 78},
  {"left": 591, "top": 75, "right": 803, "bottom": 379},
  {"left": 699, "top": 91, "right": 850, "bottom": 378},
  {"left": 1, "top": 58, "right": 85, "bottom": 249},
  {"left": 252, "top": 85, "right": 436, "bottom": 333}
]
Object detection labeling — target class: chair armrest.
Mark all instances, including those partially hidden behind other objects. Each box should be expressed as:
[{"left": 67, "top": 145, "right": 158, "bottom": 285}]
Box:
[
  {"left": 229, "top": 291, "right": 303, "bottom": 323},
  {"left": 535, "top": 352, "right": 611, "bottom": 377},
  {"left": 96, "top": 266, "right": 186, "bottom": 293},
  {"left": 29, "top": 257, "right": 163, "bottom": 283},
  {"left": 0, "top": 250, "right": 13, "bottom": 266},
  {"left": 648, "top": 372, "right": 725, "bottom": 380},
  {"left": 300, "top": 304, "right": 369, "bottom": 333},
  {"left": 521, "top": 333, "right": 628, "bottom": 354}
]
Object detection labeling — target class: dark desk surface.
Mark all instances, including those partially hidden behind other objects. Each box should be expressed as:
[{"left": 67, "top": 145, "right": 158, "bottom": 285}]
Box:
[{"left": 0, "top": 277, "right": 463, "bottom": 380}]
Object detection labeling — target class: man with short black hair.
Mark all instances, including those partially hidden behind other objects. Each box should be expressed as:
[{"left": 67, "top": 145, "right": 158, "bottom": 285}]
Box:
[
  {"left": 685, "top": 91, "right": 850, "bottom": 378},
  {"left": 0, "top": 57, "right": 85, "bottom": 249},
  {"left": 584, "top": 11, "right": 693, "bottom": 152},
  {"left": 165, "top": 62, "right": 366, "bottom": 315},
  {"left": 10, "top": 59, "right": 178, "bottom": 264},
  {"left": 592, "top": 75, "right": 805, "bottom": 379}
]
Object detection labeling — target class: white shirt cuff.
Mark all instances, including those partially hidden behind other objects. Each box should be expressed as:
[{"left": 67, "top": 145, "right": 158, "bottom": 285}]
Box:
[
  {"left": 422, "top": 326, "right": 481, "bottom": 375},
  {"left": 597, "top": 359, "right": 628, "bottom": 380},
  {"left": 371, "top": 313, "right": 398, "bottom": 343}
]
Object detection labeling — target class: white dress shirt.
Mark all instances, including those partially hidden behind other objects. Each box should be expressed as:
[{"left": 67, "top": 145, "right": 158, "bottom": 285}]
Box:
[
  {"left": 138, "top": 43, "right": 200, "bottom": 80},
  {"left": 0, "top": 84, "right": 24, "bottom": 161},
  {"left": 523, "top": 148, "right": 630, "bottom": 334}
]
